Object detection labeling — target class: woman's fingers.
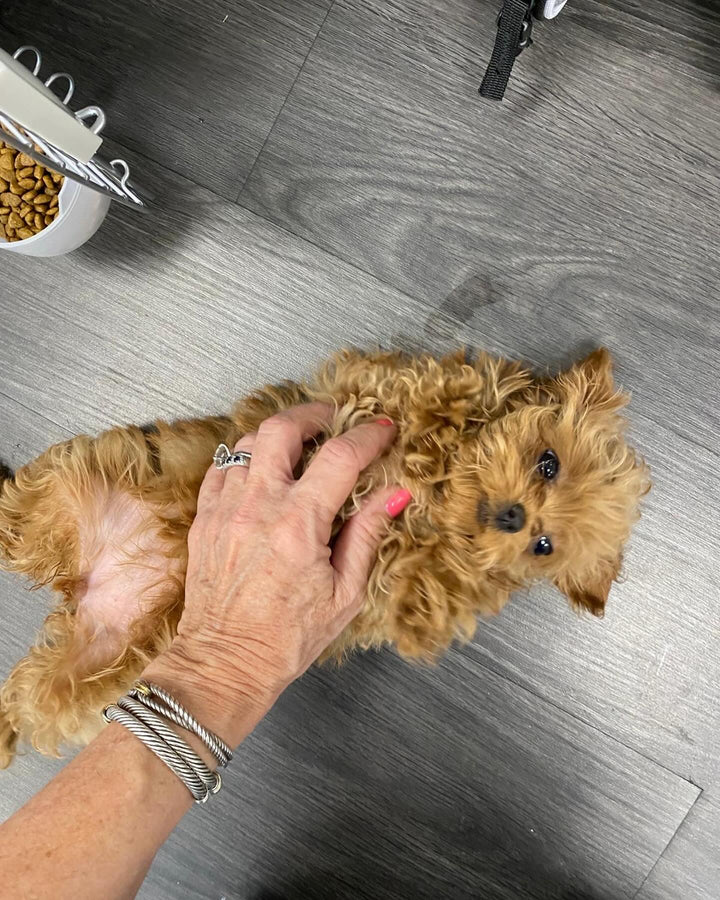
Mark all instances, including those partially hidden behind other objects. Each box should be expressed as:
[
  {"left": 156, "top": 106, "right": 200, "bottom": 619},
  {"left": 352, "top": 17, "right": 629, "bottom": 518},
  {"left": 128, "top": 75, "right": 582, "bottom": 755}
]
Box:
[
  {"left": 331, "top": 485, "right": 412, "bottom": 619},
  {"left": 223, "top": 403, "right": 334, "bottom": 499},
  {"left": 201, "top": 409, "right": 396, "bottom": 535},
  {"left": 195, "top": 457, "right": 228, "bottom": 518},
  {"left": 297, "top": 419, "right": 397, "bottom": 534}
]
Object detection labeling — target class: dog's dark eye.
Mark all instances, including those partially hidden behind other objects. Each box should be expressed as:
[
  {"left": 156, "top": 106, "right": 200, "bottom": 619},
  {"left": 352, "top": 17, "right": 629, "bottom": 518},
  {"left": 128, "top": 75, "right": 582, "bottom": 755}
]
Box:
[
  {"left": 534, "top": 536, "right": 553, "bottom": 556},
  {"left": 537, "top": 449, "right": 559, "bottom": 481}
]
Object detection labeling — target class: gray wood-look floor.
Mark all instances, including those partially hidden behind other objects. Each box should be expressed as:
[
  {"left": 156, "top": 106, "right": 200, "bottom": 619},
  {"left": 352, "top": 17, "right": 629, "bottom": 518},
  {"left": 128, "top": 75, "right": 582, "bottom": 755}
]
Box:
[{"left": 1, "top": 1, "right": 718, "bottom": 897}]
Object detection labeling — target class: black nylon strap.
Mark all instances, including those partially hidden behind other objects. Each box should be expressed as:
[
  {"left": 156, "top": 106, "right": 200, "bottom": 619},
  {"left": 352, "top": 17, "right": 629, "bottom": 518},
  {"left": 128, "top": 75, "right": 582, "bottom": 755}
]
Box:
[{"left": 479, "top": 0, "right": 534, "bottom": 101}]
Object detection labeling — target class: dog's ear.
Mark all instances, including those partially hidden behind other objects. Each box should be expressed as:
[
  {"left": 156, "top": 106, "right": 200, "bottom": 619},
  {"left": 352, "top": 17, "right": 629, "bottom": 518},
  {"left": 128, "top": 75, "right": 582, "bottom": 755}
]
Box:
[
  {"left": 550, "top": 347, "right": 628, "bottom": 417},
  {"left": 571, "top": 347, "right": 615, "bottom": 403},
  {"left": 562, "top": 347, "right": 615, "bottom": 403},
  {"left": 553, "top": 555, "right": 622, "bottom": 617}
]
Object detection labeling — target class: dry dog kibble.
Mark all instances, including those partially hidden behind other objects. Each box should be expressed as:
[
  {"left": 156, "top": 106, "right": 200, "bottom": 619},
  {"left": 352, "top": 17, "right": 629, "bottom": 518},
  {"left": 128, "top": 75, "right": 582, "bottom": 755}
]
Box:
[{"left": 0, "top": 141, "right": 64, "bottom": 241}]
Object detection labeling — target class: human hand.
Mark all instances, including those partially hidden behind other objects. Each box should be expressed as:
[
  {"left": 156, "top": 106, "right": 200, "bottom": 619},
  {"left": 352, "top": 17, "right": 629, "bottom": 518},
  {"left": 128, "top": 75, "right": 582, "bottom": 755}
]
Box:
[{"left": 144, "top": 403, "right": 410, "bottom": 746}]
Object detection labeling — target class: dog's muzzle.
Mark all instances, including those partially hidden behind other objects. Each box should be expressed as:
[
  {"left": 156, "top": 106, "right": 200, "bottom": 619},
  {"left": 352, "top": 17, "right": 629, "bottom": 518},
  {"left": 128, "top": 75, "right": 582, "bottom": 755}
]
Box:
[{"left": 495, "top": 503, "right": 526, "bottom": 533}]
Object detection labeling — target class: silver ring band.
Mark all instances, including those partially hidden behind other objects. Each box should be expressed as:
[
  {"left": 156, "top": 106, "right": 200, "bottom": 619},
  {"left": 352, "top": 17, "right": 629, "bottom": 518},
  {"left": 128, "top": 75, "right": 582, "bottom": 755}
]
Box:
[{"left": 214, "top": 443, "right": 252, "bottom": 470}]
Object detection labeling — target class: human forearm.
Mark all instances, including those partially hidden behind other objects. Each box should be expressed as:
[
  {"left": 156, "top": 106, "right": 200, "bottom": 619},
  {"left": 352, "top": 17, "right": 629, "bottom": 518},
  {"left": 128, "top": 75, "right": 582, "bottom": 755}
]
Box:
[
  {"left": 0, "top": 650, "right": 275, "bottom": 900},
  {"left": 0, "top": 721, "right": 189, "bottom": 900}
]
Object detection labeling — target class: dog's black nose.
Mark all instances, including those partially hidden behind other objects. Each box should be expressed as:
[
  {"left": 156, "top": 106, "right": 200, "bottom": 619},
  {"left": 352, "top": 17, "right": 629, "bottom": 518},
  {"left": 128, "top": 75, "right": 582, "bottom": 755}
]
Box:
[{"left": 495, "top": 503, "right": 526, "bottom": 533}]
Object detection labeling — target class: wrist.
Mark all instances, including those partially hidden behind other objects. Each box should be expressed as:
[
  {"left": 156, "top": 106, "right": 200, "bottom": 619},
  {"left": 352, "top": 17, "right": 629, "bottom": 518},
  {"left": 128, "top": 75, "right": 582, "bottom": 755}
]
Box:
[{"left": 141, "top": 637, "right": 281, "bottom": 749}]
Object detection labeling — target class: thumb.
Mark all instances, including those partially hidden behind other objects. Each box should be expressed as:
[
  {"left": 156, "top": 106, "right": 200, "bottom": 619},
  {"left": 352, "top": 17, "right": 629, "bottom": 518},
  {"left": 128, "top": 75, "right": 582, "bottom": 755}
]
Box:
[{"left": 331, "top": 486, "right": 412, "bottom": 613}]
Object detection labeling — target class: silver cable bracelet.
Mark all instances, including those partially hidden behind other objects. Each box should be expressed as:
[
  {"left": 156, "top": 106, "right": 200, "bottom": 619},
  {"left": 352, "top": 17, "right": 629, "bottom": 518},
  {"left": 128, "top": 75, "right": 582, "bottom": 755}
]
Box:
[
  {"left": 117, "top": 696, "right": 220, "bottom": 794},
  {"left": 130, "top": 681, "right": 233, "bottom": 767},
  {"left": 103, "top": 704, "right": 213, "bottom": 803},
  {"left": 103, "top": 680, "right": 231, "bottom": 804}
]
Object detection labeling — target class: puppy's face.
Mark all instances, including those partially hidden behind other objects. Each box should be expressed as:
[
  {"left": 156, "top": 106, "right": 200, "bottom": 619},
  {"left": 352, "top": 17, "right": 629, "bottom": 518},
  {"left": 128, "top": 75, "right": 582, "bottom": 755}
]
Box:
[{"left": 447, "top": 349, "right": 649, "bottom": 615}]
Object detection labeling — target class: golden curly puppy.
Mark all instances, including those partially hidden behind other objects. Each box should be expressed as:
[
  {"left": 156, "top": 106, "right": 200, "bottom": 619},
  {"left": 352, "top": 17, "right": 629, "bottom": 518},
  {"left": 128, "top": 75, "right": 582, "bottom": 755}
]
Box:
[{"left": 0, "top": 347, "right": 649, "bottom": 767}]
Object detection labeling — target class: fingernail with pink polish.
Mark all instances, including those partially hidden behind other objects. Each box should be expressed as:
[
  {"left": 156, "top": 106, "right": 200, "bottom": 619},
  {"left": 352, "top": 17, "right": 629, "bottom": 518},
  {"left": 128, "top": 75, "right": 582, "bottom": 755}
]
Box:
[
  {"left": 376, "top": 417, "right": 394, "bottom": 427},
  {"left": 386, "top": 488, "right": 412, "bottom": 518}
]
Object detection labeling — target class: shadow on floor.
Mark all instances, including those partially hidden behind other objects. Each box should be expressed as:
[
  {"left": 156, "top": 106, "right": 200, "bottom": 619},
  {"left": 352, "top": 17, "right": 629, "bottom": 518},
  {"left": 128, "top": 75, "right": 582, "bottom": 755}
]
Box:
[{"left": 206, "top": 649, "right": 632, "bottom": 900}]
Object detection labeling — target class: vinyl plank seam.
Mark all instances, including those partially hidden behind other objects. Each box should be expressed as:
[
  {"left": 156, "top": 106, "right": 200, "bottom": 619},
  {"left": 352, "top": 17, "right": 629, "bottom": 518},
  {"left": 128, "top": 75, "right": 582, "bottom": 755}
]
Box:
[
  {"left": 630, "top": 788, "right": 706, "bottom": 899},
  {"left": 565, "top": 2, "right": 720, "bottom": 88},
  {"left": 63, "top": 132, "right": 430, "bottom": 315},
  {"left": 235, "top": 0, "right": 338, "bottom": 202},
  {"left": 94, "top": 2, "right": 337, "bottom": 205},
  {"left": 115, "top": 139, "right": 231, "bottom": 206},
  {"left": 118, "top": 134, "right": 420, "bottom": 309},
  {"left": 575, "top": 2, "right": 679, "bottom": 43},
  {"left": 109, "top": 130, "right": 437, "bottom": 315},
  {"left": 662, "top": 421, "right": 717, "bottom": 461},
  {"left": 581, "top": 0, "right": 719, "bottom": 46},
  {"left": 0, "top": 389, "right": 75, "bottom": 445},
  {"left": 575, "top": 16, "right": 720, "bottom": 92},
  {"left": 463, "top": 649, "right": 704, "bottom": 792},
  {"left": 235, "top": 197, "right": 435, "bottom": 305}
]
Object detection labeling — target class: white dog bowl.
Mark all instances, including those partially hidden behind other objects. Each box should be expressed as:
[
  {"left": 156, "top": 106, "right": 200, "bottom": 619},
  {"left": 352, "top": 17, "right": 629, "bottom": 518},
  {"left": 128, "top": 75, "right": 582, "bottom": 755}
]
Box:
[{"left": 0, "top": 175, "right": 111, "bottom": 257}]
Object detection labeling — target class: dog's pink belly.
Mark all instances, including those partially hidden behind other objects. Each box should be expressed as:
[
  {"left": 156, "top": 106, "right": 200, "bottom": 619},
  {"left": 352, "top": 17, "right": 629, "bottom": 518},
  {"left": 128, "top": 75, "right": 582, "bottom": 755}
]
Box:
[{"left": 74, "top": 489, "right": 180, "bottom": 659}]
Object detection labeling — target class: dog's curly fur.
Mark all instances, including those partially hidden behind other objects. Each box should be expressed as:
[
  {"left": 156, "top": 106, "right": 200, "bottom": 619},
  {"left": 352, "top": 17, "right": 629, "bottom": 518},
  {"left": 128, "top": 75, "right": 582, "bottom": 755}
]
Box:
[{"left": 0, "top": 347, "right": 649, "bottom": 767}]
